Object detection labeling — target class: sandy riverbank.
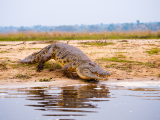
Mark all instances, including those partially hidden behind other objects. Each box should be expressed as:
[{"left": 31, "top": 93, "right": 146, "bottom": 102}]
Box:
[{"left": 0, "top": 39, "right": 160, "bottom": 87}]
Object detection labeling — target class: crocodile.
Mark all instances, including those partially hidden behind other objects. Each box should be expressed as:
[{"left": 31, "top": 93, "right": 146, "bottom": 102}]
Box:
[{"left": 18, "top": 43, "right": 111, "bottom": 80}]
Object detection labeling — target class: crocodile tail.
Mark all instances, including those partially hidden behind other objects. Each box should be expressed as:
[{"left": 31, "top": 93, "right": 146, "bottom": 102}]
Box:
[{"left": 18, "top": 45, "right": 52, "bottom": 64}]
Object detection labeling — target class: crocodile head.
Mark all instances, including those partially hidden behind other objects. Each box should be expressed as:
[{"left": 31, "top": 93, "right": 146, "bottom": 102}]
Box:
[{"left": 76, "top": 61, "right": 111, "bottom": 80}]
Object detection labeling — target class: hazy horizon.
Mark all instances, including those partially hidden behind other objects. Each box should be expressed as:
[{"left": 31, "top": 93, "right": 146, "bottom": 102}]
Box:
[{"left": 0, "top": 0, "right": 160, "bottom": 27}]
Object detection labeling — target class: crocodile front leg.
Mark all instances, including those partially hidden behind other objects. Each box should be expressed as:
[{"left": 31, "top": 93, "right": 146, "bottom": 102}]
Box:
[
  {"left": 63, "top": 62, "right": 76, "bottom": 78},
  {"left": 37, "top": 47, "right": 53, "bottom": 72}
]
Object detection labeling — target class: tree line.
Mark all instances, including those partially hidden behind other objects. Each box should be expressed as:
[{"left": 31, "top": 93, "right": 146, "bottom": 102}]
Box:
[{"left": 0, "top": 21, "right": 160, "bottom": 33}]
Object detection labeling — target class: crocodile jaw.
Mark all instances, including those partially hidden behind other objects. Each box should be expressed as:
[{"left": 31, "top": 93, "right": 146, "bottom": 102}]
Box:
[
  {"left": 77, "top": 68, "right": 110, "bottom": 80},
  {"left": 76, "top": 62, "right": 111, "bottom": 80}
]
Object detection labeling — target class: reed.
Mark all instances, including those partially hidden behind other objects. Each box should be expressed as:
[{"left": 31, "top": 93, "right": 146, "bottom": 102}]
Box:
[{"left": 0, "top": 31, "right": 160, "bottom": 41}]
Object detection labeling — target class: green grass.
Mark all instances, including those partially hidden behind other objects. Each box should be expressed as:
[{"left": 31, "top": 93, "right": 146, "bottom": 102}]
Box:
[
  {"left": 100, "top": 57, "right": 134, "bottom": 63},
  {"left": 44, "top": 62, "right": 61, "bottom": 70},
  {"left": 31, "top": 48, "right": 40, "bottom": 50},
  {"left": 0, "top": 50, "right": 9, "bottom": 53},
  {"left": 146, "top": 47, "right": 160, "bottom": 54},
  {"left": 105, "top": 62, "right": 132, "bottom": 71},
  {"left": 16, "top": 73, "right": 31, "bottom": 79},
  {"left": 39, "top": 78, "right": 52, "bottom": 82},
  {"left": 11, "top": 63, "right": 38, "bottom": 69},
  {"left": 11, "top": 61, "right": 61, "bottom": 71},
  {"left": 99, "top": 57, "right": 159, "bottom": 68}
]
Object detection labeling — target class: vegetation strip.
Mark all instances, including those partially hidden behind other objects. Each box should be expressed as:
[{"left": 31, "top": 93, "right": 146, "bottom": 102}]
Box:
[
  {"left": 146, "top": 47, "right": 160, "bottom": 54},
  {"left": 0, "top": 31, "right": 160, "bottom": 41},
  {"left": 99, "top": 57, "right": 160, "bottom": 68}
]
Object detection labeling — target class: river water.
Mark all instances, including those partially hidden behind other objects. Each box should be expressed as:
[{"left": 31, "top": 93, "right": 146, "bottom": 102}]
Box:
[{"left": 0, "top": 81, "right": 160, "bottom": 120}]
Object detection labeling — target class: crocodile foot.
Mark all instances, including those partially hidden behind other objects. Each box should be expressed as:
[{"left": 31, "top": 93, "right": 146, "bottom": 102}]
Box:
[
  {"left": 63, "top": 70, "right": 74, "bottom": 79},
  {"left": 37, "top": 63, "right": 44, "bottom": 72}
]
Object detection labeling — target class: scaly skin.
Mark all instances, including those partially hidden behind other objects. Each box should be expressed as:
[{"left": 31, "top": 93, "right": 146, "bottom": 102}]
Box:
[{"left": 18, "top": 43, "right": 111, "bottom": 80}]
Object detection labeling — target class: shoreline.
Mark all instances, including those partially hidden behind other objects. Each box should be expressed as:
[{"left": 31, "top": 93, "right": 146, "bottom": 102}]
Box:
[
  {"left": 0, "top": 77, "right": 160, "bottom": 89},
  {"left": 0, "top": 76, "right": 159, "bottom": 88}
]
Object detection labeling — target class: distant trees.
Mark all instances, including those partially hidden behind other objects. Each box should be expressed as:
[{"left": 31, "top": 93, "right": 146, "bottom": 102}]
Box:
[
  {"left": 136, "top": 20, "right": 140, "bottom": 25},
  {"left": 0, "top": 22, "right": 160, "bottom": 33},
  {"left": 106, "top": 24, "right": 116, "bottom": 31},
  {"left": 54, "top": 25, "right": 76, "bottom": 32},
  {"left": 88, "top": 25, "right": 99, "bottom": 32}
]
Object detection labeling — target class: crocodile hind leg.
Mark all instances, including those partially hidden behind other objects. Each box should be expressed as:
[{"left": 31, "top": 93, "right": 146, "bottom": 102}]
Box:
[{"left": 37, "top": 47, "right": 53, "bottom": 72}]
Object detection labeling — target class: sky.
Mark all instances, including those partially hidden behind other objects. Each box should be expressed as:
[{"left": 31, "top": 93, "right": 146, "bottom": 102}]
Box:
[{"left": 0, "top": 0, "right": 160, "bottom": 27}]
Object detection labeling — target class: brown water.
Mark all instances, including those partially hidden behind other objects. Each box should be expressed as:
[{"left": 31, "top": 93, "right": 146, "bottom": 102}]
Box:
[{"left": 0, "top": 83, "right": 160, "bottom": 120}]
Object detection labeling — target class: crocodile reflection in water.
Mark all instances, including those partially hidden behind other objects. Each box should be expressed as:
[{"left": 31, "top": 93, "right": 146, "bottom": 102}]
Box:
[{"left": 21, "top": 84, "right": 110, "bottom": 113}]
